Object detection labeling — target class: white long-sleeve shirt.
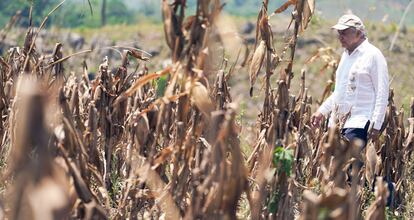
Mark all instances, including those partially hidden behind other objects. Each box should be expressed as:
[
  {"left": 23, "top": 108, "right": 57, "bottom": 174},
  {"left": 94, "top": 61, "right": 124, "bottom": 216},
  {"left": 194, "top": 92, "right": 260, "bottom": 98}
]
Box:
[{"left": 318, "top": 39, "right": 389, "bottom": 130}]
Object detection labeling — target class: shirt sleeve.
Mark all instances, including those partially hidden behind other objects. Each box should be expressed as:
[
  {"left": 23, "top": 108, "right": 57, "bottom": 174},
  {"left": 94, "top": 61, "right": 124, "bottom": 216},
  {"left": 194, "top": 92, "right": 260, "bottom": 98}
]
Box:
[
  {"left": 370, "top": 52, "right": 389, "bottom": 130},
  {"left": 318, "top": 52, "right": 344, "bottom": 118},
  {"left": 318, "top": 92, "right": 335, "bottom": 117}
]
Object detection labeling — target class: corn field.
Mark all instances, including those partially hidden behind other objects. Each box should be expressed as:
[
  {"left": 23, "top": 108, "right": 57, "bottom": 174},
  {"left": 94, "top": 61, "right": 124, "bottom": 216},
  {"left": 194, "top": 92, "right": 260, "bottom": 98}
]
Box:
[{"left": 0, "top": 0, "right": 413, "bottom": 219}]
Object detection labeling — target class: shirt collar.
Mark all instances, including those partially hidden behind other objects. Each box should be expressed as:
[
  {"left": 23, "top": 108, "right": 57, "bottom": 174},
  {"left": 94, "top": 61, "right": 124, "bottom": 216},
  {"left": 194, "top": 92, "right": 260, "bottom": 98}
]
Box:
[{"left": 346, "top": 38, "right": 369, "bottom": 56}]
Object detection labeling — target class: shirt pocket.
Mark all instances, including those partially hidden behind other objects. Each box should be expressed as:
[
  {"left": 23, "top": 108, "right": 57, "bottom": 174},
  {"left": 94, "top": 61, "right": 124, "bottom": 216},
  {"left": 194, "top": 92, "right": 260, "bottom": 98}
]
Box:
[
  {"left": 354, "top": 66, "right": 371, "bottom": 85},
  {"left": 347, "top": 65, "right": 368, "bottom": 95}
]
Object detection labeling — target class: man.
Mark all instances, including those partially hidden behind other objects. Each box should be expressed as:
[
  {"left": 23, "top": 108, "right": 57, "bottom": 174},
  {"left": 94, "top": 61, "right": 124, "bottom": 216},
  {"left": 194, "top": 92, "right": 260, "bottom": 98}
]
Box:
[
  {"left": 311, "top": 14, "right": 393, "bottom": 206},
  {"left": 311, "top": 14, "right": 389, "bottom": 146}
]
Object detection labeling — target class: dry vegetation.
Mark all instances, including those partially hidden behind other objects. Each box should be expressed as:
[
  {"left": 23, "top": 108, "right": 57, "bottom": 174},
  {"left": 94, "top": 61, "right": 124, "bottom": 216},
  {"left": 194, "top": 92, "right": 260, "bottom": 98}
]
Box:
[{"left": 0, "top": 0, "right": 413, "bottom": 219}]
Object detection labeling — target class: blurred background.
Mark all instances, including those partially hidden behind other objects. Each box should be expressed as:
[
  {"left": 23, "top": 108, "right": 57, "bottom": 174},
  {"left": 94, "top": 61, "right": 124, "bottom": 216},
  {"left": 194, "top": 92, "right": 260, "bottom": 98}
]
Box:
[
  {"left": 1, "top": 0, "right": 413, "bottom": 148},
  {"left": 1, "top": 0, "right": 413, "bottom": 28}
]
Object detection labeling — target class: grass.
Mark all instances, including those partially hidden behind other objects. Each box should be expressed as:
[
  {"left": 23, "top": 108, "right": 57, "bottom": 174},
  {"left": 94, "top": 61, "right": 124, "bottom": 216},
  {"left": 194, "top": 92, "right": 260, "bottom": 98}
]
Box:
[
  {"left": 403, "top": 154, "right": 414, "bottom": 219},
  {"left": 69, "top": 21, "right": 164, "bottom": 42}
]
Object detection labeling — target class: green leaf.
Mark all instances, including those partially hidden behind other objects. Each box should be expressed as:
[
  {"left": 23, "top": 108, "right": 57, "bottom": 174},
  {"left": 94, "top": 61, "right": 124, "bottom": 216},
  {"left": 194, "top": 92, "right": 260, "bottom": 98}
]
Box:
[
  {"left": 155, "top": 74, "right": 168, "bottom": 98},
  {"left": 268, "top": 190, "right": 280, "bottom": 214},
  {"left": 272, "top": 146, "right": 294, "bottom": 177}
]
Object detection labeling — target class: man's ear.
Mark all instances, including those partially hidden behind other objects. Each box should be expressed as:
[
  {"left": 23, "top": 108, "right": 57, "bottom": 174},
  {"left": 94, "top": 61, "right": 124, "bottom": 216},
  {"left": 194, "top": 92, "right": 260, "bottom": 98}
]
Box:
[{"left": 356, "top": 30, "right": 363, "bottom": 37}]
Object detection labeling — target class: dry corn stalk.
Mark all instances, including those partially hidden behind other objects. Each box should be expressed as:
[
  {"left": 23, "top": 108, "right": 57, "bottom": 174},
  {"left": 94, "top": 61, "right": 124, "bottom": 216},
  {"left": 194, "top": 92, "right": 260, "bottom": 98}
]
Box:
[
  {"left": 366, "top": 177, "right": 389, "bottom": 220},
  {"left": 0, "top": 0, "right": 412, "bottom": 219}
]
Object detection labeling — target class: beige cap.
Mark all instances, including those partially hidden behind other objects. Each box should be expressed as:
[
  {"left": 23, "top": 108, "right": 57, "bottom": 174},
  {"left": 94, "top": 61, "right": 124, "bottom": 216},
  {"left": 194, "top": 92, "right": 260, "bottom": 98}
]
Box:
[{"left": 332, "top": 14, "right": 365, "bottom": 30}]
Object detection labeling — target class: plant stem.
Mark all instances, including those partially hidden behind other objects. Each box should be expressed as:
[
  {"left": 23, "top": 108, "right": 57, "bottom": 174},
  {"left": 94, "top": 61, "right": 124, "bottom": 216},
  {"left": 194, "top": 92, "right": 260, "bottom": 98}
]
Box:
[{"left": 389, "top": 0, "right": 414, "bottom": 51}]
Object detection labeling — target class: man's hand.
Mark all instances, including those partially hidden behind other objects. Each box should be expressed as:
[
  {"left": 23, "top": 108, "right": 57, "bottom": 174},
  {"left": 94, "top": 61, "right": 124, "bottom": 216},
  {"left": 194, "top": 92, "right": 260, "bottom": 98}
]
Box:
[
  {"left": 311, "top": 111, "right": 324, "bottom": 128},
  {"left": 369, "top": 129, "right": 381, "bottom": 141}
]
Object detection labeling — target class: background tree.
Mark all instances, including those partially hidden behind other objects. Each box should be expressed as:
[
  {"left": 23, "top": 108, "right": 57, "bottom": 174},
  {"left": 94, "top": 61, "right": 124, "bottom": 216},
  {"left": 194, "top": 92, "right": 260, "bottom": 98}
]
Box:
[
  {"left": 101, "top": 0, "right": 106, "bottom": 26},
  {"left": 0, "top": 0, "right": 58, "bottom": 27}
]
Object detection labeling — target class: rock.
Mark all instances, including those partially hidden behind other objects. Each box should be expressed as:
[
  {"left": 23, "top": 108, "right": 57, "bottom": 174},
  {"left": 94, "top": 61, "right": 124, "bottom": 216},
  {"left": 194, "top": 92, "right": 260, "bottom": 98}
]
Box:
[
  {"left": 244, "top": 37, "right": 256, "bottom": 45},
  {"left": 90, "top": 35, "right": 114, "bottom": 58},
  {"left": 391, "top": 44, "right": 402, "bottom": 53},
  {"left": 0, "top": 37, "right": 19, "bottom": 54},
  {"left": 401, "top": 25, "right": 407, "bottom": 35},
  {"left": 297, "top": 38, "right": 323, "bottom": 48},
  {"left": 65, "top": 32, "right": 85, "bottom": 50},
  {"left": 240, "top": 22, "right": 255, "bottom": 35},
  {"left": 148, "top": 48, "right": 160, "bottom": 57}
]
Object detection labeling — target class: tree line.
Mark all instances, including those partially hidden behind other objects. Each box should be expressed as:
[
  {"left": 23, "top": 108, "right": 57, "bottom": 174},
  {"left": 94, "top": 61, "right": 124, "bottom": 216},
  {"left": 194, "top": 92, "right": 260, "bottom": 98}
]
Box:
[
  {"left": 1, "top": 0, "right": 412, "bottom": 29},
  {"left": 0, "top": 0, "right": 134, "bottom": 28},
  {"left": 0, "top": 0, "right": 290, "bottom": 29}
]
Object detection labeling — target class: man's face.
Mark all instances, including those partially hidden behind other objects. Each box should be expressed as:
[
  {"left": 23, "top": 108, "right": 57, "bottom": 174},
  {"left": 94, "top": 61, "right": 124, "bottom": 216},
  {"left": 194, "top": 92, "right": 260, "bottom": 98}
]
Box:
[{"left": 337, "top": 28, "right": 361, "bottom": 51}]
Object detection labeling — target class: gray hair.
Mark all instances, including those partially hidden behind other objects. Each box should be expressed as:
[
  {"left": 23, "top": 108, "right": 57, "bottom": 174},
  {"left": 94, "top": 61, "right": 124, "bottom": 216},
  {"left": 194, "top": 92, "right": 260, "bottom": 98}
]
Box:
[
  {"left": 350, "top": 26, "right": 367, "bottom": 38},
  {"left": 357, "top": 27, "right": 366, "bottom": 38},
  {"left": 357, "top": 28, "right": 367, "bottom": 38}
]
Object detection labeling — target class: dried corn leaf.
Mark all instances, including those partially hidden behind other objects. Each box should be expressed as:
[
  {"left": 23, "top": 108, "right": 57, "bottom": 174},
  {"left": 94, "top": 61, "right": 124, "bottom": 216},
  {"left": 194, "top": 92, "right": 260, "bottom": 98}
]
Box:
[
  {"left": 133, "top": 92, "right": 188, "bottom": 118},
  {"left": 302, "top": 0, "right": 315, "bottom": 30},
  {"left": 188, "top": 81, "right": 214, "bottom": 117},
  {"left": 162, "top": 0, "right": 175, "bottom": 49},
  {"left": 249, "top": 40, "right": 266, "bottom": 97},
  {"left": 272, "top": 0, "right": 297, "bottom": 15},
  {"left": 152, "top": 145, "right": 174, "bottom": 169},
  {"left": 135, "top": 114, "right": 150, "bottom": 147},
  {"left": 113, "top": 66, "right": 172, "bottom": 106},
  {"left": 137, "top": 164, "right": 181, "bottom": 219},
  {"left": 365, "top": 142, "right": 378, "bottom": 186},
  {"left": 366, "top": 177, "right": 388, "bottom": 220},
  {"left": 259, "top": 15, "right": 273, "bottom": 49},
  {"left": 129, "top": 49, "right": 151, "bottom": 61},
  {"left": 305, "top": 47, "right": 336, "bottom": 64},
  {"left": 125, "top": 67, "right": 171, "bottom": 96}
]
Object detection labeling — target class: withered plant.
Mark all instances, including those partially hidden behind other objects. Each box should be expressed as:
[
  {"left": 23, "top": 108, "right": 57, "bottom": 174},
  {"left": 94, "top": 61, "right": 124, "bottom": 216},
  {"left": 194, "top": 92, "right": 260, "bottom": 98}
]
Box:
[{"left": 0, "top": 0, "right": 412, "bottom": 220}]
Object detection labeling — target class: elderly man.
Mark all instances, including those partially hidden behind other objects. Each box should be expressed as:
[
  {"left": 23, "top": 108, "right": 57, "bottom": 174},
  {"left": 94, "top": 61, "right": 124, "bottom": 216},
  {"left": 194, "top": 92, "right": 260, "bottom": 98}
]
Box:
[{"left": 311, "top": 14, "right": 389, "bottom": 147}]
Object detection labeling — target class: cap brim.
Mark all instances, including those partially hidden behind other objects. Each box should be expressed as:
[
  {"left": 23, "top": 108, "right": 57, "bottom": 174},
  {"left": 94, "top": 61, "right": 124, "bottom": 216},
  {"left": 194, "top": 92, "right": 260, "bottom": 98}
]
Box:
[{"left": 331, "top": 24, "right": 349, "bottom": 30}]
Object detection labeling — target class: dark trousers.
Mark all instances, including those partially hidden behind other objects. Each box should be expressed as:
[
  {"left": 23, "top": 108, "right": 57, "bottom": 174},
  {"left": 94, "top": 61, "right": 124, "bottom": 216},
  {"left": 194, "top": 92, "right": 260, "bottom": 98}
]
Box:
[
  {"left": 341, "top": 121, "right": 394, "bottom": 206},
  {"left": 341, "top": 121, "right": 370, "bottom": 178},
  {"left": 341, "top": 121, "right": 370, "bottom": 149}
]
